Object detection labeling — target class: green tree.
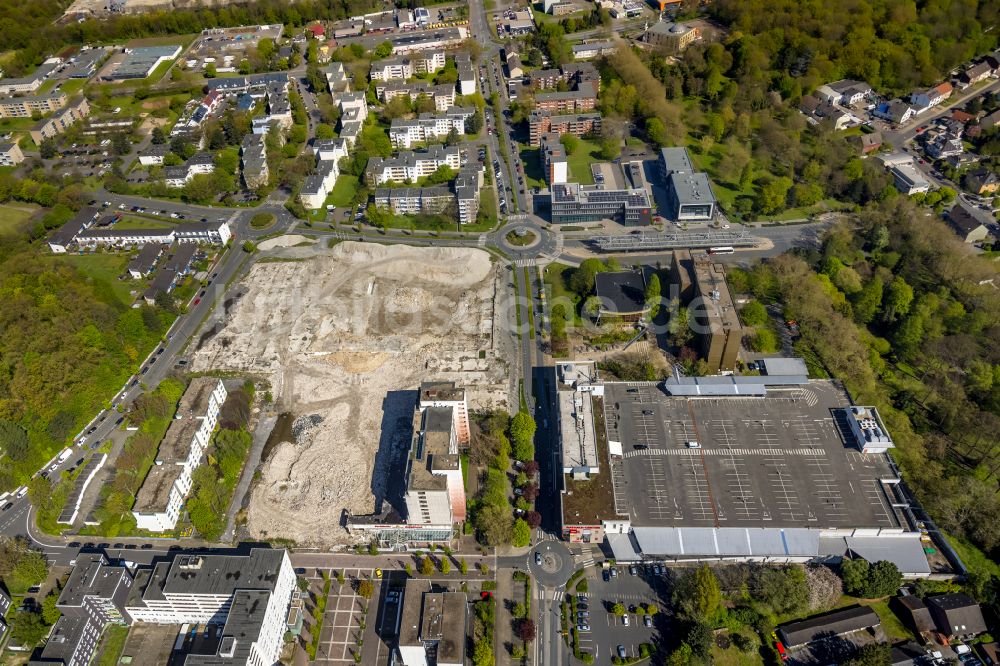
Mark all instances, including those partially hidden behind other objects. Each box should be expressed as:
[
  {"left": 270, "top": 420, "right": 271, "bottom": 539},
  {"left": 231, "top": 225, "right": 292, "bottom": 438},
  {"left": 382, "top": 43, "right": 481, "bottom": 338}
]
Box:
[
  {"left": 420, "top": 555, "right": 434, "bottom": 576},
  {"left": 674, "top": 564, "right": 721, "bottom": 623},
  {"left": 645, "top": 603, "right": 658, "bottom": 616},
  {"left": 374, "top": 41, "right": 393, "bottom": 58},
  {"left": 9, "top": 611, "right": 47, "bottom": 647},
  {"left": 612, "top": 602, "right": 626, "bottom": 616},
  {"left": 751, "top": 328, "right": 779, "bottom": 353},
  {"left": 440, "top": 557, "right": 451, "bottom": 574},
  {"left": 739, "top": 300, "right": 768, "bottom": 327},
  {"left": 559, "top": 133, "right": 580, "bottom": 154},
  {"left": 39, "top": 139, "right": 57, "bottom": 159},
  {"left": 204, "top": 62, "right": 217, "bottom": 78},
  {"left": 459, "top": 558, "right": 468, "bottom": 575},
  {"left": 511, "top": 518, "right": 531, "bottom": 547},
  {"left": 881, "top": 276, "right": 914, "bottom": 323},
  {"left": 844, "top": 642, "right": 892, "bottom": 666},
  {"left": 0, "top": 419, "right": 29, "bottom": 461},
  {"left": 756, "top": 176, "right": 793, "bottom": 215},
  {"left": 569, "top": 258, "right": 606, "bottom": 296},
  {"left": 510, "top": 411, "right": 536, "bottom": 462},
  {"left": 41, "top": 592, "right": 61, "bottom": 624},
  {"left": 645, "top": 274, "right": 661, "bottom": 314},
  {"left": 512, "top": 602, "right": 527, "bottom": 619},
  {"left": 357, "top": 579, "right": 373, "bottom": 599},
  {"left": 852, "top": 277, "right": 883, "bottom": 324},
  {"left": 645, "top": 117, "right": 668, "bottom": 146},
  {"left": 242, "top": 240, "right": 256, "bottom": 253}
]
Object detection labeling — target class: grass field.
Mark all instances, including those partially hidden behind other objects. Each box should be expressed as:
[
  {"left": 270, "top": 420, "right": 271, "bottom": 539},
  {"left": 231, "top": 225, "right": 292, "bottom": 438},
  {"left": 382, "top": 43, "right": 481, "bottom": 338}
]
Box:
[
  {"left": 326, "top": 174, "right": 360, "bottom": 207},
  {"left": 0, "top": 203, "right": 39, "bottom": 235},
  {"left": 48, "top": 253, "right": 135, "bottom": 307},
  {"left": 518, "top": 144, "right": 547, "bottom": 191},
  {"left": 92, "top": 626, "right": 130, "bottom": 666},
  {"left": 113, "top": 216, "right": 174, "bottom": 230},
  {"left": 565, "top": 137, "right": 600, "bottom": 185}
]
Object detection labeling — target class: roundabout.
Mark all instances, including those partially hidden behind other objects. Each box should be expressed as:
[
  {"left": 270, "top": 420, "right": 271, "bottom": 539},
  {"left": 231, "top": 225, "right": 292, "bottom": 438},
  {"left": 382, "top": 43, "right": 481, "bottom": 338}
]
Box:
[
  {"left": 526, "top": 539, "right": 576, "bottom": 588},
  {"left": 494, "top": 218, "right": 560, "bottom": 260}
]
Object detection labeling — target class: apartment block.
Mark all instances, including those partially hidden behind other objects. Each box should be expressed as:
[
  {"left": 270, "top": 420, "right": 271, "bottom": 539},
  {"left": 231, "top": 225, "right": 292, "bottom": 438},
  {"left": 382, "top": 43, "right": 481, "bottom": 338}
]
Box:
[
  {"left": 369, "top": 50, "right": 445, "bottom": 81},
  {"left": 132, "top": 378, "right": 227, "bottom": 532},
  {"left": 389, "top": 106, "right": 473, "bottom": 148},
  {"left": 533, "top": 82, "right": 597, "bottom": 113},
  {"left": 670, "top": 252, "right": 742, "bottom": 372},
  {"left": 0, "top": 91, "right": 67, "bottom": 118},
  {"left": 0, "top": 142, "right": 24, "bottom": 167},
  {"left": 377, "top": 82, "right": 456, "bottom": 112},
  {"left": 528, "top": 110, "right": 600, "bottom": 146},
  {"left": 366, "top": 145, "right": 462, "bottom": 185},
  {"left": 30, "top": 96, "right": 90, "bottom": 144},
  {"left": 539, "top": 132, "right": 568, "bottom": 185}
]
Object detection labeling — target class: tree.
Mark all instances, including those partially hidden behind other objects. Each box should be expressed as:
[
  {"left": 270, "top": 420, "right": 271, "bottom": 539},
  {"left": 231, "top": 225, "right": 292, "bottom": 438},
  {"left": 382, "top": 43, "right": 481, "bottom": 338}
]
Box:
[
  {"left": 374, "top": 41, "right": 393, "bottom": 58},
  {"left": 204, "top": 62, "right": 217, "bottom": 78},
  {"left": 740, "top": 300, "right": 769, "bottom": 327},
  {"left": 645, "top": 117, "right": 668, "bottom": 146},
  {"left": 440, "top": 557, "right": 451, "bottom": 574},
  {"left": 844, "top": 642, "right": 892, "bottom": 666},
  {"left": 756, "top": 176, "right": 793, "bottom": 215},
  {"left": 150, "top": 126, "right": 166, "bottom": 145},
  {"left": 111, "top": 132, "right": 131, "bottom": 156},
  {"left": 750, "top": 328, "right": 779, "bottom": 353},
  {"left": 512, "top": 602, "right": 527, "bottom": 619},
  {"left": 0, "top": 419, "right": 29, "bottom": 461},
  {"left": 512, "top": 518, "right": 531, "bottom": 547},
  {"left": 852, "top": 277, "right": 883, "bottom": 324},
  {"left": 666, "top": 643, "right": 692, "bottom": 666},
  {"left": 612, "top": 602, "right": 625, "bottom": 616},
  {"left": 515, "top": 618, "right": 536, "bottom": 642},
  {"left": 357, "top": 579, "right": 374, "bottom": 599},
  {"left": 524, "top": 511, "right": 542, "bottom": 528},
  {"left": 645, "top": 274, "right": 661, "bottom": 314},
  {"left": 510, "top": 411, "right": 536, "bottom": 461},
  {"left": 39, "top": 139, "right": 57, "bottom": 159},
  {"left": 9, "top": 610, "right": 47, "bottom": 647},
  {"left": 459, "top": 558, "right": 468, "bottom": 575},
  {"left": 645, "top": 603, "right": 658, "bottom": 616},
  {"left": 840, "top": 558, "right": 901, "bottom": 598},
  {"left": 41, "top": 592, "right": 61, "bottom": 624},
  {"left": 881, "top": 276, "right": 913, "bottom": 323},
  {"left": 560, "top": 133, "right": 580, "bottom": 154},
  {"left": 242, "top": 240, "right": 256, "bottom": 253},
  {"left": 569, "top": 258, "right": 606, "bottom": 296},
  {"left": 674, "top": 564, "right": 721, "bottom": 623},
  {"left": 420, "top": 555, "right": 434, "bottom": 576}
]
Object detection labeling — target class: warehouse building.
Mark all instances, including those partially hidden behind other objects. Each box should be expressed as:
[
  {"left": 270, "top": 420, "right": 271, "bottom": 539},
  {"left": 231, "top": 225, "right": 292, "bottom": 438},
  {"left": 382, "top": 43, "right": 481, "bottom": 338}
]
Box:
[
  {"left": 558, "top": 368, "right": 931, "bottom": 575},
  {"left": 778, "top": 605, "right": 881, "bottom": 648}
]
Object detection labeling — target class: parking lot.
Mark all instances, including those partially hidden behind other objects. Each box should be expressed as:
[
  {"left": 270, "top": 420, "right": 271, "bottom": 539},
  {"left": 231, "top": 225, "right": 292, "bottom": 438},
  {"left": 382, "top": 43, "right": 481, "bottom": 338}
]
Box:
[
  {"left": 569, "top": 564, "right": 668, "bottom": 663},
  {"left": 602, "top": 382, "right": 901, "bottom": 530}
]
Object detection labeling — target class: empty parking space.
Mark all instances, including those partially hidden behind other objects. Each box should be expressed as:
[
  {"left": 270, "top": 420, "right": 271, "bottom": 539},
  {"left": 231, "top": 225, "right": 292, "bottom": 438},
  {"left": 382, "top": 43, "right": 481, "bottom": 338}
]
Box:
[{"left": 605, "top": 382, "right": 901, "bottom": 530}]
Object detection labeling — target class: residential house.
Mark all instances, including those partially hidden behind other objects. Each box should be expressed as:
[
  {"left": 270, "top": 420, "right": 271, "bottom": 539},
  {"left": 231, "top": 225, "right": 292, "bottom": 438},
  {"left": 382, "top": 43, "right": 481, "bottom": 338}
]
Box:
[
  {"left": 925, "top": 133, "right": 964, "bottom": 159},
  {"left": 539, "top": 132, "right": 568, "bottom": 185},
  {"left": 799, "top": 95, "right": 854, "bottom": 129},
  {"left": 0, "top": 91, "right": 67, "bottom": 118},
  {"left": 366, "top": 145, "right": 462, "bottom": 185},
  {"left": 910, "top": 82, "right": 953, "bottom": 112},
  {"left": 137, "top": 144, "right": 168, "bottom": 166},
  {"left": 926, "top": 593, "right": 988, "bottom": 639},
  {"left": 241, "top": 133, "right": 269, "bottom": 189},
  {"left": 959, "top": 61, "right": 991, "bottom": 87},
  {"left": 454, "top": 52, "right": 476, "bottom": 96},
  {"left": 127, "top": 243, "right": 164, "bottom": 279},
  {"left": 946, "top": 205, "right": 990, "bottom": 244},
  {"left": 534, "top": 82, "right": 597, "bottom": 114},
  {"left": 389, "top": 106, "right": 474, "bottom": 149},
  {"left": 891, "top": 595, "right": 935, "bottom": 634},
  {"left": 528, "top": 110, "right": 601, "bottom": 146},
  {"left": 506, "top": 54, "right": 523, "bottom": 79},
  {"left": 849, "top": 131, "right": 883, "bottom": 155},
  {"left": 571, "top": 42, "right": 616, "bottom": 60},
  {"left": 816, "top": 79, "right": 872, "bottom": 106},
  {"left": 874, "top": 99, "right": 915, "bottom": 125},
  {"left": 965, "top": 168, "right": 998, "bottom": 195},
  {"left": 777, "top": 605, "right": 881, "bottom": 648}
]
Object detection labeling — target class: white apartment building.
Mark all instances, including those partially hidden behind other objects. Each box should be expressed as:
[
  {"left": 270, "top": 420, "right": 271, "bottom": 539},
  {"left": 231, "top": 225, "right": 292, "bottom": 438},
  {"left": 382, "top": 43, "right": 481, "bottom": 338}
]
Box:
[
  {"left": 132, "top": 378, "right": 227, "bottom": 532},
  {"left": 378, "top": 82, "right": 456, "bottom": 112},
  {"left": 125, "top": 549, "right": 295, "bottom": 666},
  {"left": 300, "top": 141, "right": 347, "bottom": 209},
  {"left": 366, "top": 145, "right": 462, "bottom": 185},
  {"left": 369, "top": 50, "right": 445, "bottom": 81},
  {"left": 404, "top": 405, "right": 463, "bottom": 526},
  {"left": 75, "top": 220, "right": 232, "bottom": 247},
  {"left": 388, "top": 107, "right": 473, "bottom": 148}
]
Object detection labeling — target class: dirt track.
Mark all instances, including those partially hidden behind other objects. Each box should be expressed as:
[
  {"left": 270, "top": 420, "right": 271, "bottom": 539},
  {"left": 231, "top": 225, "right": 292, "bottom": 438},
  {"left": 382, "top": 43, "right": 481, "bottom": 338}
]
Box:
[{"left": 192, "top": 242, "right": 508, "bottom": 546}]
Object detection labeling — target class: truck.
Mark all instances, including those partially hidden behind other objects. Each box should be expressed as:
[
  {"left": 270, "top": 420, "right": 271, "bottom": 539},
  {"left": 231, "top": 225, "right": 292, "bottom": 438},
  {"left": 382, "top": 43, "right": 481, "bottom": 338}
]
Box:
[
  {"left": 57, "top": 448, "right": 72, "bottom": 464},
  {"left": 15, "top": 486, "right": 28, "bottom": 499}
]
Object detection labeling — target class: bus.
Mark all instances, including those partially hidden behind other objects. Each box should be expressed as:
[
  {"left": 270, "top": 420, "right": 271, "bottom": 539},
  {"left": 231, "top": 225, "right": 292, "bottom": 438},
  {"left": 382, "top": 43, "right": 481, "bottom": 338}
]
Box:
[{"left": 707, "top": 246, "right": 735, "bottom": 255}]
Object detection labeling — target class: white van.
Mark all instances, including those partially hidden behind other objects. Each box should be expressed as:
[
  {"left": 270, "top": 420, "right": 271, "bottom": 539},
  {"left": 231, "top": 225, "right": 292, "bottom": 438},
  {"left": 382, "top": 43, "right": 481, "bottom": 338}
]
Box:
[
  {"left": 15, "top": 486, "right": 28, "bottom": 499},
  {"left": 685, "top": 441, "right": 702, "bottom": 449}
]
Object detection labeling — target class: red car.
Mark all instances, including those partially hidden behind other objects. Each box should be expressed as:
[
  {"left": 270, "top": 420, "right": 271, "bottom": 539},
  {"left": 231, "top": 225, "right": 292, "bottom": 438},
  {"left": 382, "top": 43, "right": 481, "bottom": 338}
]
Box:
[{"left": 193, "top": 298, "right": 201, "bottom": 305}]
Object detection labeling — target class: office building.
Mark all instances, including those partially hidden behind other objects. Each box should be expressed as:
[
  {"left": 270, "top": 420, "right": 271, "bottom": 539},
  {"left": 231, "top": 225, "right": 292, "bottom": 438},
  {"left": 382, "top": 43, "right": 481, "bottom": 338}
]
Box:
[
  {"left": 30, "top": 554, "right": 133, "bottom": 666},
  {"left": 550, "top": 182, "right": 652, "bottom": 226},
  {"left": 397, "top": 579, "right": 466, "bottom": 666},
  {"left": 539, "top": 133, "right": 568, "bottom": 185},
  {"left": 660, "top": 147, "right": 717, "bottom": 221},
  {"left": 404, "top": 403, "right": 466, "bottom": 524}
]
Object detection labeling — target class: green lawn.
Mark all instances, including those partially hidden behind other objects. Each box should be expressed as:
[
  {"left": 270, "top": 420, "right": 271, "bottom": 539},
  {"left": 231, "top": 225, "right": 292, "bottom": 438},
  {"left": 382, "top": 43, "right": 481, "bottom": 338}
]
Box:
[
  {"left": 947, "top": 531, "right": 1000, "bottom": 578},
  {"left": 518, "top": 143, "right": 546, "bottom": 191},
  {"left": 47, "top": 254, "right": 135, "bottom": 307},
  {"left": 92, "top": 625, "right": 130, "bottom": 666},
  {"left": 112, "top": 216, "right": 175, "bottom": 230},
  {"left": 710, "top": 640, "right": 763, "bottom": 666},
  {"left": 326, "top": 174, "right": 360, "bottom": 207},
  {"left": 0, "top": 203, "right": 39, "bottom": 236},
  {"left": 759, "top": 198, "right": 852, "bottom": 222},
  {"left": 565, "top": 137, "right": 600, "bottom": 185}
]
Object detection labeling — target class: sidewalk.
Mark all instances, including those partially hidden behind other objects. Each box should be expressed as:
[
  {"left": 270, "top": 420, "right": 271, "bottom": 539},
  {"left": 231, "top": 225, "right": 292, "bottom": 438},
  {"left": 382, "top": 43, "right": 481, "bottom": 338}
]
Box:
[
  {"left": 222, "top": 411, "right": 276, "bottom": 542},
  {"left": 495, "top": 570, "right": 515, "bottom": 666}
]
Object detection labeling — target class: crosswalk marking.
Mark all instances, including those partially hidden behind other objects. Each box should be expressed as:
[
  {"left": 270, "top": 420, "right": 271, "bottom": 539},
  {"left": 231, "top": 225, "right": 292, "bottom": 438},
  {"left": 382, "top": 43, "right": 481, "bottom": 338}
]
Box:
[
  {"left": 477, "top": 234, "right": 487, "bottom": 247},
  {"left": 622, "top": 447, "right": 828, "bottom": 458}
]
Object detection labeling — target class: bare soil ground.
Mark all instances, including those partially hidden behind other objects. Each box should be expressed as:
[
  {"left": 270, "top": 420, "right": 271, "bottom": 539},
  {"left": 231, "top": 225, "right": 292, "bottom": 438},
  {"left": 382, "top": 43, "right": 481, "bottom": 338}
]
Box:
[{"left": 191, "top": 242, "right": 510, "bottom": 546}]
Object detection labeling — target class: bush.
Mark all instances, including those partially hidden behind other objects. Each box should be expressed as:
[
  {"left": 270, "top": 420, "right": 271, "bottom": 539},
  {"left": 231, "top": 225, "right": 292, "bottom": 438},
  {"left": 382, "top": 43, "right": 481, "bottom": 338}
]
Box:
[
  {"left": 740, "top": 300, "right": 769, "bottom": 326},
  {"left": 750, "top": 327, "right": 780, "bottom": 353},
  {"left": 840, "top": 558, "right": 901, "bottom": 598}
]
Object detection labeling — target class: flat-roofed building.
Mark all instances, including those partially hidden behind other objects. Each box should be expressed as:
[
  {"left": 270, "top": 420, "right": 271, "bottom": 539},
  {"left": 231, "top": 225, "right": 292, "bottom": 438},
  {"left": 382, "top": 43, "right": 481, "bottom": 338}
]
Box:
[
  {"left": 389, "top": 106, "right": 473, "bottom": 148},
  {"left": 31, "top": 553, "right": 133, "bottom": 666},
  {"left": 132, "top": 378, "right": 227, "bottom": 532},
  {"left": 124, "top": 548, "right": 295, "bottom": 666},
  {"left": 550, "top": 182, "right": 652, "bottom": 226},
  {"left": 404, "top": 405, "right": 465, "bottom": 525},
  {"left": 366, "top": 145, "right": 462, "bottom": 185},
  {"left": 102, "top": 45, "right": 181, "bottom": 80},
  {"left": 0, "top": 62, "right": 58, "bottom": 95},
  {"left": 778, "top": 605, "right": 881, "bottom": 648},
  {"left": 891, "top": 163, "right": 930, "bottom": 195},
  {"left": 595, "top": 270, "right": 648, "bottom": 321},
  {"left": 398, "top": 579, "right": 467, "bottom": 666},
  {"left": 689, "top": 255, "right": 741, "bottom": 372},
  {"left": 369, "top": 50, "right": 445, "bottom": 81},
  {"left": 539, "top": 132, "right": 568, "bottom": 185},
  {"left": 661, "top": 147, "right": 716, "bottom": 220}
]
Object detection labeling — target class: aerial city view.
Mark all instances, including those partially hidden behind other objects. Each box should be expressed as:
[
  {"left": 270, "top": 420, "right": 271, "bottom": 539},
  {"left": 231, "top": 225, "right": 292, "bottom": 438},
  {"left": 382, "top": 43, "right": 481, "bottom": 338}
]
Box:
[{"left": 0, "top": 0, "right": 998, "bottom": 664}]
